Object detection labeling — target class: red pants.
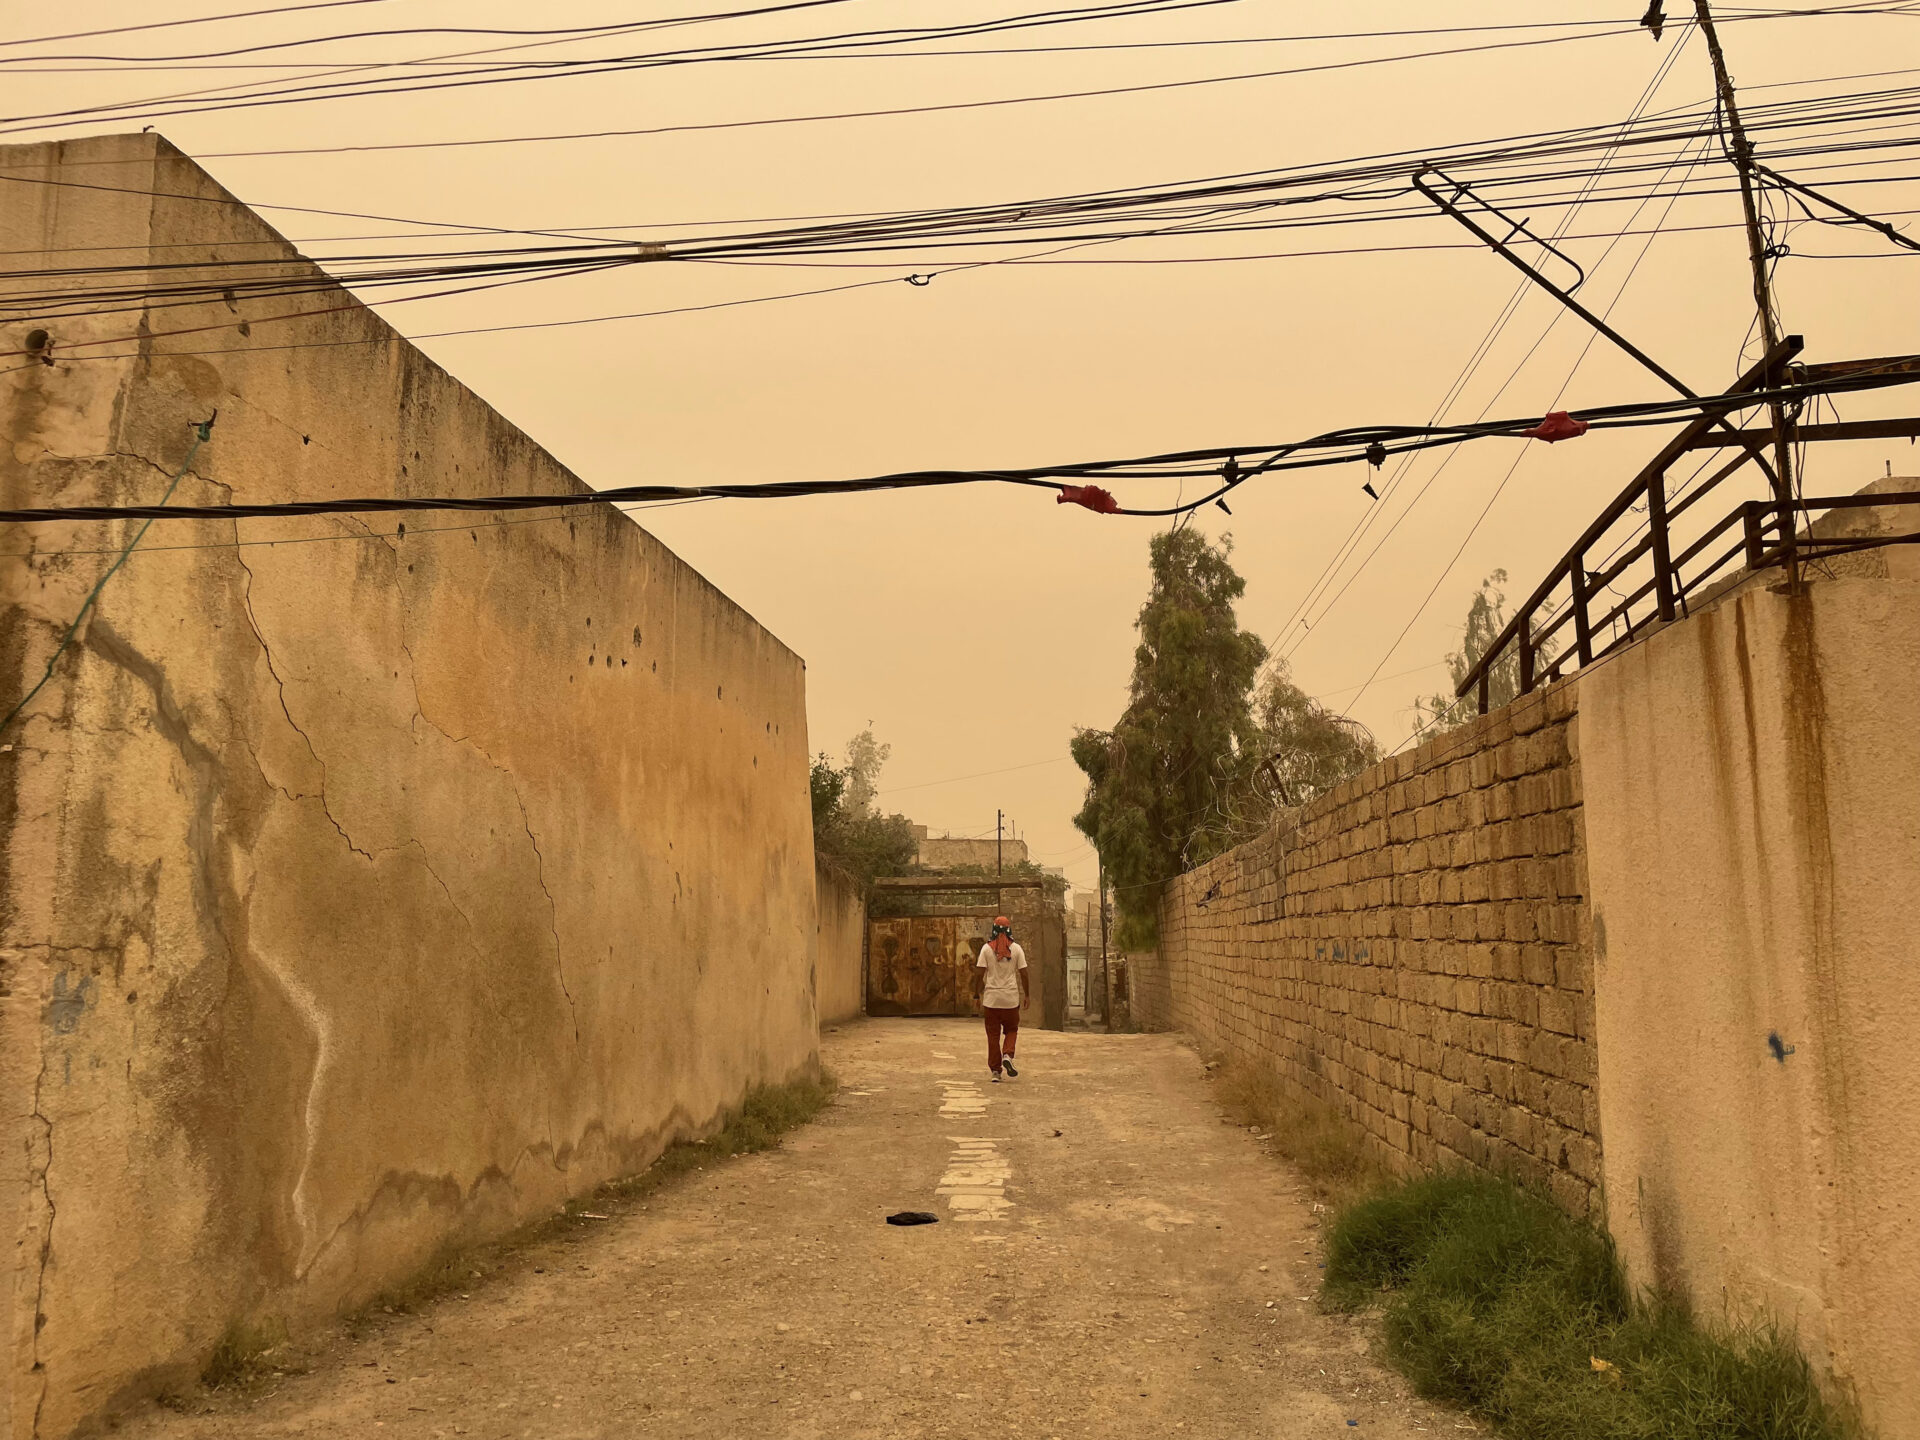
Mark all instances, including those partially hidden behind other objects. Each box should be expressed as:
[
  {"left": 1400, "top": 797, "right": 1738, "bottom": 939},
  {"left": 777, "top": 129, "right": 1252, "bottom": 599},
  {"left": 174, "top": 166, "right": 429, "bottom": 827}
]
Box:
[{"left": 983, "top": 1006, "right": 1021, "bottom": 1073}]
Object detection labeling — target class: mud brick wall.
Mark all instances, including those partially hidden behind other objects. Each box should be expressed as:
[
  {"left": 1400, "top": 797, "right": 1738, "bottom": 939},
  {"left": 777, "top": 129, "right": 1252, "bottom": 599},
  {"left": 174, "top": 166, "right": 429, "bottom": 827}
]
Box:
[{"left": 1133, "top": 680, "right": 1598, "bottom": 1212}]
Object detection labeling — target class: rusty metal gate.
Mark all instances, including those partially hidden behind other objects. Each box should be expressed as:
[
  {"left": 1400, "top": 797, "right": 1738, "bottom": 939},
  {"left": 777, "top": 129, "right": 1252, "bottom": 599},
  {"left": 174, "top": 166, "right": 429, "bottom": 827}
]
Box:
[
  {"left": 865, "top": 916, "right": 970, "bottom": 1017},
  {"left": 864, "top": 889, "right": 1067, "bottom": 1029}
]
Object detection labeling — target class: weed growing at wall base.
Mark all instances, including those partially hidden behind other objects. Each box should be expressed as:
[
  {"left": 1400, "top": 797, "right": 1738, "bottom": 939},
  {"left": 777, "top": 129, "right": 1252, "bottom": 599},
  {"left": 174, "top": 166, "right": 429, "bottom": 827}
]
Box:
[
  {"left": 198, "top": 1071, "right": 837, "bottom": 1391},
  {"left": 1205, "top": 1054, "right": 1389, "bottom": 1206},
  {"left": 1324, "top": 1170, "right": 1853, "bottom": 1440},
  {"left": 197, "top": 1317, "right": 291, "bottom": 1390},
  {"left": 365, "top": 1071, "right": 839, "bottom": 1320}
]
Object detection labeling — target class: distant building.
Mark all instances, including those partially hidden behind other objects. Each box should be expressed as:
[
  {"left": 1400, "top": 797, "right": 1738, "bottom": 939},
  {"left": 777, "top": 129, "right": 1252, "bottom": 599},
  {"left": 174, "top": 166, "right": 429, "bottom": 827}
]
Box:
[
  {"left": 910, "top": 824, "right": 1030, "bottom": 871},
  {"left": 1066, "top": 887, "right": 1105, "bottom": 1019}
]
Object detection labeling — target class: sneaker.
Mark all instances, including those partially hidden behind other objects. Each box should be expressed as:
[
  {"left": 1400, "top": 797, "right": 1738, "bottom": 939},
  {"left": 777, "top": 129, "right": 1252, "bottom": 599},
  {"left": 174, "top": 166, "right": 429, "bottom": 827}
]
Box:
[
  {"left": 990, "top": 1072, "right": 1002, "bottom": 1083},
  {"left": 1002, "top": 1059, "right": 1019, "bottom": 1079}
]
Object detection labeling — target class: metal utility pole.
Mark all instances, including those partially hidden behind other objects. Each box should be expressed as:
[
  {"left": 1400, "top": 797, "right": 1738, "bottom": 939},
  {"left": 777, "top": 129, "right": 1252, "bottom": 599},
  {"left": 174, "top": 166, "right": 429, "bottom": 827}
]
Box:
[{"left": 1693, "top": 0, "right": 1799, "bottom": 559}]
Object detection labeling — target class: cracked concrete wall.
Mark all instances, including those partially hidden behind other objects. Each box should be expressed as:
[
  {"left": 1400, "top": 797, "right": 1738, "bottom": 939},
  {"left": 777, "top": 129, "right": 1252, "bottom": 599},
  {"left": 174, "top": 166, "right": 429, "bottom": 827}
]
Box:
[{"left": 2, "top": 134, "right": 819, "bottom": 1439}]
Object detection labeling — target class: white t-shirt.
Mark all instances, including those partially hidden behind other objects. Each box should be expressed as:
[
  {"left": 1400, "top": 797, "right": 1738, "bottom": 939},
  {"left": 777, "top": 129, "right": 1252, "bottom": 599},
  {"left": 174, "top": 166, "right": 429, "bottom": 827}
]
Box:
[{"left": 976, "top": 942, "right": 1028, "bottom": 1010}]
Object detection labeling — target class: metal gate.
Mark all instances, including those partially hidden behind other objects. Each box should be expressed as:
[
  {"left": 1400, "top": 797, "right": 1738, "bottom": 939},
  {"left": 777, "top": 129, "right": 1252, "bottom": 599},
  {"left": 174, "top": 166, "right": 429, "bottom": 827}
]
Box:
[
  {"left": 866, "top": 916, "right": 970, "bottom": 1017},
  {"left": 865, "top": 898, "right": 1067, "bottom": 1029}
]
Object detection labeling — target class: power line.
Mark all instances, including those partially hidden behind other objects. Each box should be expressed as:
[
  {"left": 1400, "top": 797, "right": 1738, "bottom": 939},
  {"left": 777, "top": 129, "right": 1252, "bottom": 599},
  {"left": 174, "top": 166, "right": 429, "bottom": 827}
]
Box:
[
  {"left": 4, "top": 23, "right": 1644, "bottom": 143},
  {"left": 0, "top": 16, "right": 1670, "bottom": 69},
  {"left": 23, "top": 6, "right": 1915, "bottom": 70},
  {"left": 10, "top": 75, "right": 1914, "bottom": 237},
  {"left": 9, "top": 112, "right": 1916, "bottom": 325},
  {"left": 9, "top": 2, "right": 1903, "bottom": 150},
  {"left": 0, "top": 1, "right": 893, "bottom": 65},
  {"left": 0, "top": 0, "right": 914, "bottom": 131},
  {"left": 1342, "top": 129, "right": 1715, "bottom": 721},
  {"left": 880, "top": 757, "right": 1077, "bottom": 795},
  {"left": 1269, "top": 27, "right": 1704, "bottom": 673},
  {"left": 0, "top": 0, "right": 401, "bottom": 52},
  {"left": 1, "top": 495, "right": 718, "bottom": 562},
  {"left": 5, "top": 371, "right": 1914, "bottom": 527},
  {"left": 0, "top": 0, "right": 1257, "bottom": 133}
]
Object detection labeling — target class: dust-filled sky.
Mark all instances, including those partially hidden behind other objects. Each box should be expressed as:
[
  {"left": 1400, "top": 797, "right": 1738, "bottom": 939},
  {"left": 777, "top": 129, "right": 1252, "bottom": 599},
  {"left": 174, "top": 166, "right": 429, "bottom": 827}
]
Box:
[{"left": 8, "top": 1, "right": 1919, "bottom": 890}]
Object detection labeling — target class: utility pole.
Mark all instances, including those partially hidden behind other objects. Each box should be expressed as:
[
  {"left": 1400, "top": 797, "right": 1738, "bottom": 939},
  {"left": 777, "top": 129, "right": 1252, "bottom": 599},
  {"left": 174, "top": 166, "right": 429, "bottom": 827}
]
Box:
[
  {"left": 996, "top": 809, "right": 1003, "bottom": 876},
  {"left": 1693, "top": 0, "right": 1799, "bottom": 566},
  {"left": 1098, "top": 855, "right": 1111, "bottom": 1030}
]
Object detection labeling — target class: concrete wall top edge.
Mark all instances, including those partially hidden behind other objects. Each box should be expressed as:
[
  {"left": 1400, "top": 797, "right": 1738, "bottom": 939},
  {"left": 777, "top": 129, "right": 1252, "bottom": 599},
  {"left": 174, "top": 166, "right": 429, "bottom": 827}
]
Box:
[{"left": 0, "top": 131, "right": 806, "bottom": 670}]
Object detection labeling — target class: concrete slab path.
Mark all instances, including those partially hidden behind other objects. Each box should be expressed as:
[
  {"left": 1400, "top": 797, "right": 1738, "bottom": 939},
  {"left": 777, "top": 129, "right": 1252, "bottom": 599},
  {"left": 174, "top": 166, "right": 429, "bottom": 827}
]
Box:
[{"left": 120, "top": 1021, "right": 1468, "bottom": 1440}]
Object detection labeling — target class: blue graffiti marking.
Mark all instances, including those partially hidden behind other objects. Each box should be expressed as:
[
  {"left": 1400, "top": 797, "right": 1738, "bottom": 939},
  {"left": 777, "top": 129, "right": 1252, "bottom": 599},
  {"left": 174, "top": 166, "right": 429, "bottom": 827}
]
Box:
[{"left": 45, "top": 972, "right": 96, "bottom": 1036}]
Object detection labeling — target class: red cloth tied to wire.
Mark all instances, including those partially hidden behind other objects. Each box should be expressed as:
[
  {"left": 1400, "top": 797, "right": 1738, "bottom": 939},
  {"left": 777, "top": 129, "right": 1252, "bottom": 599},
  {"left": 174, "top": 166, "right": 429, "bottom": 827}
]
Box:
[
  {"left": 1522, "top": 412, "right": 1591, "bottom": 443},
  {"left": 1057, "top": 484, "right": 1119, "bottom": 513}
]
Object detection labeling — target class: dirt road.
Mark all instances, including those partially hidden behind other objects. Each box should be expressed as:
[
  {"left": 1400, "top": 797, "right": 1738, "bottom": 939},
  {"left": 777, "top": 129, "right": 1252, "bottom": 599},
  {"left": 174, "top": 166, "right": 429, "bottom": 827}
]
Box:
[{"left": 122, "top": 1021, "right": 1463, "bottom": 1440}]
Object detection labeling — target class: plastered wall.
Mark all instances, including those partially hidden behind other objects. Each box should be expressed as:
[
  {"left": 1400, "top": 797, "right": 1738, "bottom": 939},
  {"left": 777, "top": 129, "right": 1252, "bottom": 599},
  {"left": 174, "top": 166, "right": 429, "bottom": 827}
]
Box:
[
  {"left": 814, "top": 861, "right": 866, "bottom": 1026},
  {"left": 1139, "top": 681, "right": 1598, "bottom": 1212},
  {"left": 1580, "top": 578, "right": 1920, "bottom": 1436},
  {"left": 1, "top": 135, "right": 819, "bottom": 1438}
]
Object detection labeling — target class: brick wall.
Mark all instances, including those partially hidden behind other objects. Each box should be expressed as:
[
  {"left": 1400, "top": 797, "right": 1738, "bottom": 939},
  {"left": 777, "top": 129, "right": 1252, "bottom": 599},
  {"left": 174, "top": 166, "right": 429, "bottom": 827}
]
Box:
[{"left": 1134, "top": 679, "right": 1599, "bottom": 1212}]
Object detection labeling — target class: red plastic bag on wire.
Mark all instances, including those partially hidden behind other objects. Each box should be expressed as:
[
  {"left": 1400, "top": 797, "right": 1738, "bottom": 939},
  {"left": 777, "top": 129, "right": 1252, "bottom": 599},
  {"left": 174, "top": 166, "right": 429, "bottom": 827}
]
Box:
[
  {"left": 1522, "top": 412, "right": 1590, "bottom": 443},
  {"left": 1057, "top": 484, "right": 1119, "bottom": 514}
]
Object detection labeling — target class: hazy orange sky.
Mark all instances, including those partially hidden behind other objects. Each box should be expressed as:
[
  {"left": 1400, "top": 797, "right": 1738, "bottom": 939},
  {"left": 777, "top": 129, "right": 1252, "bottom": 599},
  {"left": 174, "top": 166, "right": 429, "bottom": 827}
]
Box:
[{"left": 7, "top": 1, "right": 1918, "bottom": 891}]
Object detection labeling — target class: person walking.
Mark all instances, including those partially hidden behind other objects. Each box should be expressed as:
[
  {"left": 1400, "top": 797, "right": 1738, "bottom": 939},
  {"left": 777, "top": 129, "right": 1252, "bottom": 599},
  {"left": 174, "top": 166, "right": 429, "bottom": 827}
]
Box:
[{"left": 972, "top": 916, "right": 1029, "bottom": 1082}]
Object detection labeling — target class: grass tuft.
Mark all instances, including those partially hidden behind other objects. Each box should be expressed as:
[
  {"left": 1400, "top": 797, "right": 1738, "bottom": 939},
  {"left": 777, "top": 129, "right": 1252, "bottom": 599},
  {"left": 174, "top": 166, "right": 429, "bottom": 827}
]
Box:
[
  {"left": 1325, "top": 1169, "right": 1853, "bottom": 1440},
  {"left": 193, "top": 1068, "right": 838, "bottom": 1398},
  {"left": 200, "top": 1316, "right": 289, "bottom": 1389},
  {"left": 362, "top": 1069, "right": 838, "bottom": 1322},
  {"left": 1207, "top": 1053, "right": 1390, "bottom": 1204}
]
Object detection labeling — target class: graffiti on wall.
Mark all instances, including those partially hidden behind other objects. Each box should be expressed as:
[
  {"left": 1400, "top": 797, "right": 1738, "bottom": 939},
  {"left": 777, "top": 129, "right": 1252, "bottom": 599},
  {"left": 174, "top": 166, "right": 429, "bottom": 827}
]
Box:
[{"left": 868, "top": 916, "right": 984, "bottom": 1017}]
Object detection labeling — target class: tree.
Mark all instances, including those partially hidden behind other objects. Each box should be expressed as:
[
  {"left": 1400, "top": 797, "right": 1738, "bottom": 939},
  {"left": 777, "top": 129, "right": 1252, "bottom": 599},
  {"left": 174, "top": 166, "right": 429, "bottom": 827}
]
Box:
[
  {"left": 1253, "top": 660, "right": 1380, "bottom": 810},
  {"left": 810, "top": 753, "right": 848, "bottom": 831},
  {"left": 841, "top": 727, "right": 889, "bottom": 815},
  {"left": 1414, "top": 570, "right": 1557, "bottom": 735},
  {"left": 811, "top": 730, "right": 918, "bottom": 887},
  {"left": 1071, "top": 529, "right": 1268, "bottom": 949}
]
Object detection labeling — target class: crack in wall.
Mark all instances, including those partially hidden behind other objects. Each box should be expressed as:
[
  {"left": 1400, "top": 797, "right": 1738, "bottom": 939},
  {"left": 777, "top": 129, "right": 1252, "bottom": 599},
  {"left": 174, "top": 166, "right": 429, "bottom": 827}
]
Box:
[
  {"left": 518, "top": 795, "right": 578, "bottom": 1044},
  {"left": 221, "top": 538, "right": 572, "bottom": 1270},
  {"left": 387, "top": 612, "right": 576, "bottom": 1046},
  {"left": 28, "top": 1036, "right": 57, "bottom": 1440},
  {"left": 233, "top": 553, "right": 324, "bottom": 801},
  {"left": 230, "top": 548, "right": 391, "bottom": 870}
]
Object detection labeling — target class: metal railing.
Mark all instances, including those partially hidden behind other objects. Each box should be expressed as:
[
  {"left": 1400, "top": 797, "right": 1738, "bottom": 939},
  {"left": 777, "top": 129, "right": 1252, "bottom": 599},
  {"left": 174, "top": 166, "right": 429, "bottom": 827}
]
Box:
[{"left": 1455, "top": 339, "right": 1920, "bottom": 714}]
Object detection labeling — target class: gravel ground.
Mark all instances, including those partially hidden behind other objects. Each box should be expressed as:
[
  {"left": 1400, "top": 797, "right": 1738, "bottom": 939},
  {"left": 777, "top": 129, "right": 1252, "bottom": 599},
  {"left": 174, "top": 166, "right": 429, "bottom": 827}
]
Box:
[{"left": 117, "top": 1019, "right": 1472, "bottom": 1440}]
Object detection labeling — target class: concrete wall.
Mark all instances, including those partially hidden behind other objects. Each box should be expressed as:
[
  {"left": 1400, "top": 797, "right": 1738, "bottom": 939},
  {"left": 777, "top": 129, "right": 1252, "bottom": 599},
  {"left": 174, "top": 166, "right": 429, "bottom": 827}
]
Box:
[
  {"left": 1580, "top": 577, "right": 1920, "bottom": 1434},
  {"left": 1140, "top": 682, "right": 1598, "bottom": 1212},
  {"left": 1, "top": 135, "right": 820, "bottom": 1438},
  {"left": 814, "top": 861, "right": 866, "bottom": 1025}
]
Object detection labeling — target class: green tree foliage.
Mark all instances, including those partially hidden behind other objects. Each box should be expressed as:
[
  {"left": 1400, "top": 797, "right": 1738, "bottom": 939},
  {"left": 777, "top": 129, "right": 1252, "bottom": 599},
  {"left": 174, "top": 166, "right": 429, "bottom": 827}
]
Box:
[
  {"left": 1255, "top": 659, "right": 1381, "bottom": 809},
  {"left": 1071, "top": 529, "right": 1269, "bottom": 949},
  {"left": 1415, "top": 570, "right": 1557, "bottom": 736},
  {"left": 809, "top": 753, "right": 848, "bottom": 831},
  {"left": 810, "top": 729, "right": 918, "bottom": 887}
]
